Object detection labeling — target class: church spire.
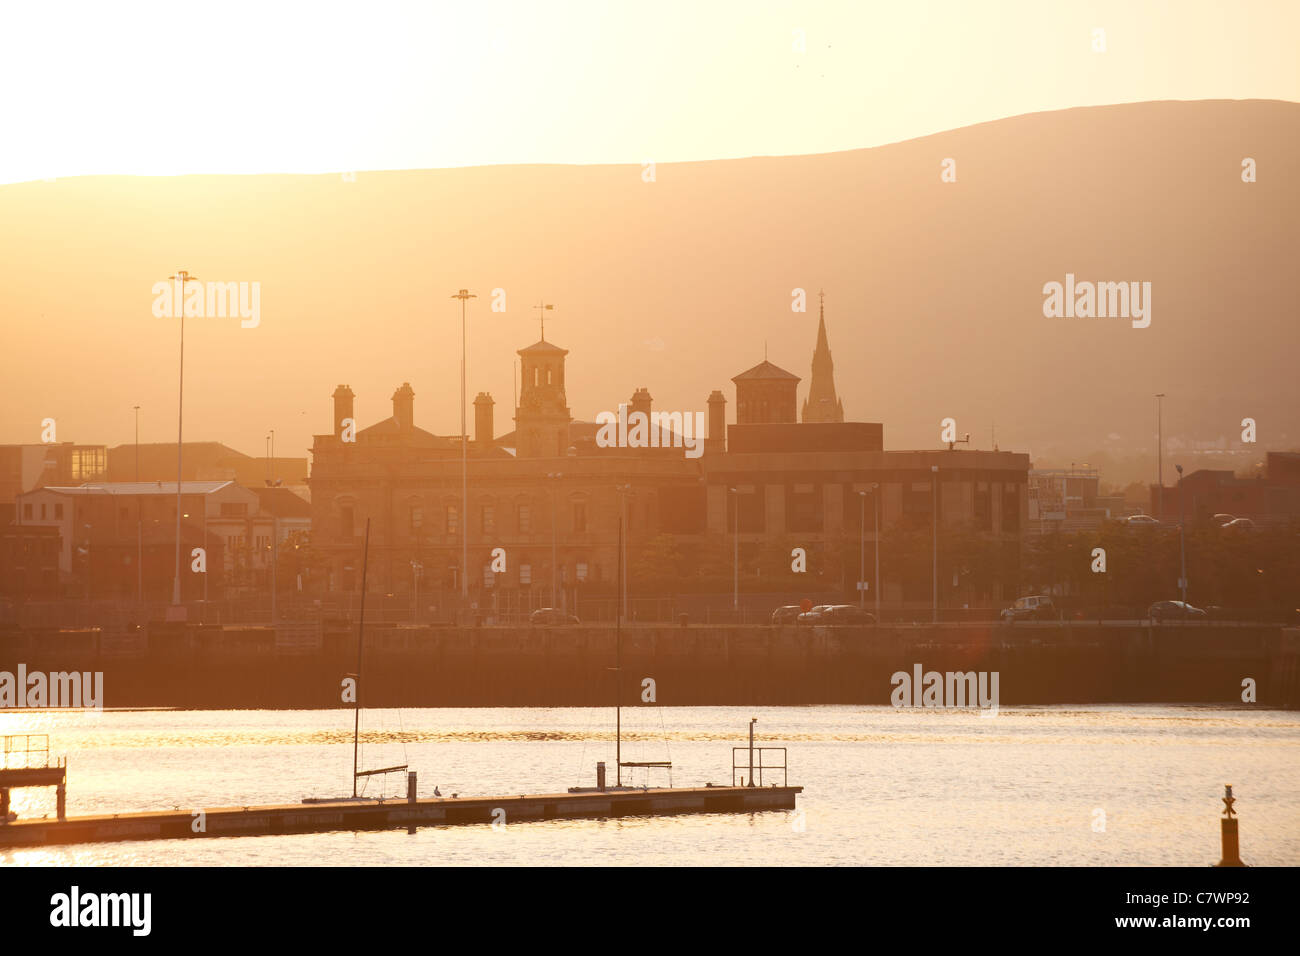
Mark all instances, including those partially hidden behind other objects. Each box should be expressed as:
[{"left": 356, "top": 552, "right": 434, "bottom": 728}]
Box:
[{"left": 802, "top": 289, "right": 845, "bottom": 423}]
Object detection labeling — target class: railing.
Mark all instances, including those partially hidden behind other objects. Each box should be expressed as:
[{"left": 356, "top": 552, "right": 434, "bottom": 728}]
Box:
[
  {"left": 731, "top": 746, "right": 787, "bottom": 788},
  {"left": 2, "top": 734, "right": 53, "bottom": 771}
]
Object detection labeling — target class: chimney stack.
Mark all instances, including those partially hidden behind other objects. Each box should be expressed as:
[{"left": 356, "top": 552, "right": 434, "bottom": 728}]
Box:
[
  {"left": 332, "top": 384, "right": 355, "bottom": 440},
  {"left": 474, "top": 392, "right": 495, "bottom": 444},
  {"left": 630, "top": 386, "right": 652, "bottom": 422},
  {"left": 707, "top": 390, "right": 727, "bottom": 455}
]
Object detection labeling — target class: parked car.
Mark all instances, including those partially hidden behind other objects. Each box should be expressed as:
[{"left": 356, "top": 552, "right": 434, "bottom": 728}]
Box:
[
  {"left": 1123, "top": 514, "right": 1160, "bottom": 526},
  {"left": 1000, "top": 595, "right": 1056, "bottom": 622},
  {"left": 529, "top": 608, "right": 581, "bottom": 626},
  {"left": 1222, "top": 517, "right": 1256, "bottom": 531},
  {"left": 796, "top": 605, "right": 833, "bottom": 624},
  {"left": 1212, "top": 513, "right": 1236, "bottom": 527},
  {"left": 812, "top": 605, "right": 876, "bottom": 625},
  {"left": 1148, "top": 600, "right": 1207, "bottom": 622},
  {"left": 770, "top": 605, "right": 803, "bottom": 625}
]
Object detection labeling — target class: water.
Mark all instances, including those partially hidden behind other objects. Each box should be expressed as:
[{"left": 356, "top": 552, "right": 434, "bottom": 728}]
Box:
[{"left": 2, "top": 705, "right": 1297, "bottom": 866}]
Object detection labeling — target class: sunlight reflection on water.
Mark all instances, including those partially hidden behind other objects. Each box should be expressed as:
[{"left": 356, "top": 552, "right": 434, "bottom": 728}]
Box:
[{"left": 1, "top": 704, "right": 1296, "bottom": 866}]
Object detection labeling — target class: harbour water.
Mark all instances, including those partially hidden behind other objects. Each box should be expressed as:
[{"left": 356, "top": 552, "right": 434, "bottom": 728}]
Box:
[{"left": 2, "top": 704, "right": 1297, "bottom": 866}]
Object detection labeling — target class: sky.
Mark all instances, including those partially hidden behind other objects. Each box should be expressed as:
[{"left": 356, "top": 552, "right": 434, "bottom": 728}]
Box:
[{"left": 1, "top": 0, "right": 1297, "bottom": 184}]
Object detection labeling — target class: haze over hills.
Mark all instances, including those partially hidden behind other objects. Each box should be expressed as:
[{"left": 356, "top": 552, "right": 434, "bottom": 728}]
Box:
[{"left": 1, "top": 98, "right": 1296, "bottom": 487}]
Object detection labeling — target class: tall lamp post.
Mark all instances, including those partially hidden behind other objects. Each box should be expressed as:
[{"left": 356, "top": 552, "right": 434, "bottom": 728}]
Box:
[
  {"left": 616, "top": 483, "right": 632, "bottom": 623},
  {"left": 170, "top": 270, "right": 199, "bottom": 610},
  {"left": 134, "top": 405, "right": 142, "bottom": 604},
  {"left": 729, "top": 487, "right": 739, "bottom": 615},
  {"left": 857, "top": 486, "right": 878, "bottom": 621},
  {"left": 858, "top": 491, "right": 866, "bottom": 608},
  {"left": 1176, "top": 464, "right": 1188, "bottom": 617},
  {"left": 931, "top": 465, "right": 939, "bottom": 624},
  {"left": 1156, "top": 393, "right": 1166, "bottom": 518},
  {"left": 547, "top": 472, "right": 563, "bottom": 609},
  {"left": 451, "top": 289, "right": 476, "bottom": 609}
]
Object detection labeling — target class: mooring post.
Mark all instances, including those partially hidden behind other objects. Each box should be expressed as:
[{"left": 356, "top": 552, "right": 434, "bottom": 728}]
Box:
[
  {"left": 596, "top": 761, "right": 606, "bottom": 790},
  {"left": 56, "top": 779, "right": 66, "bottom": 822},
  {"left": 407, "top": 771, "right": 417, "bottom": 804},
  {"left": 1215, "top": 784, "right": 1246, "bottom": 867},
  {"left": 1, "top": 787, "right": 9, "bottom": 821}
]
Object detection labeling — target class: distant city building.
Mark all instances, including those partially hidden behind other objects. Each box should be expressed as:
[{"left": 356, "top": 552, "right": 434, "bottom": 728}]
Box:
[
  {"left": 309, "top": 309, "right": 1031, "bottom": 612},
  {"left": 1149, "top": 452, "right": 1300, "bottom": 525},
  {"left": 12, "top": 480, "right": 303, "bottom": 600},
  {"left": 105, "top": 441, "right": 309, "bottom": 493},
  {"left": 0, "top": 442, "right": 107, "bottom": 505},
  {"left": 1028, "top": 467, "right": 1125, "bottom": 533}
]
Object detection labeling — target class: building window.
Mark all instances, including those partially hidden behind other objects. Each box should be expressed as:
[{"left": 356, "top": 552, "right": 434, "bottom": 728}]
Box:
[
  {"left": 22, "top": 503, "right": 32, "bottom": 520},
  {"left": 573, "top": 501, "right": 587, "bottom": 533},
  {"left": 340, "top": 505, "right": 354, "bottom": 539},
  {"left": 220, "top": 502, "right": 249, "bottom": 517},
  {"left": 481, "top": 504, "right": 495, "bottom": 535},
  {"left": 576, "top": 561, "right": 588, "bottom": 582},
  {"left": 409, "top": 505, "right": 423, "bottom": 532},
  {"left": 40, "top": 503, "right": 47, "bottom": 519},
  {"left": 55, "top": 503, "right": 64, "bottom": 519},
  {"left": 517, "top": 502, "right": 531, "bottom": 534},
  {"left": 519, "top": 563, "right": 532, "bottom": 586},
  {"left": 483, "top": 563, "right": 495, "bottom": 588},
  {"left": 445, "top": 505, "right": 459, "bottom": 535}
]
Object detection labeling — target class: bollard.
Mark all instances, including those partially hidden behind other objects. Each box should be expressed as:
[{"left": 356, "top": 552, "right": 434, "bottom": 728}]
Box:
[
  {"left": 1, "top": 786, "right": 9, "bottom": 821},
  {"left": 407, "top": 771, "right": 417, "bottom": 804},
  {"left": 56, "top": 780, "right": 66, "bottom": 822},
  {"left": 1214, "top": 784, "right": 1247, "bottom": 867},
  {"left": 596, "top": 761, "right": 606, "bottom": 790}
]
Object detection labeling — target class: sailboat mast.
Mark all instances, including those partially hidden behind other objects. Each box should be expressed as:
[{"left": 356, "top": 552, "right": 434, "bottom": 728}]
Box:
[
  {"left": 352, "top": 518, "right": 371, "bottom": 799},
  {"left": 616, "top": 515, "right": 622, "bottom": 787}
]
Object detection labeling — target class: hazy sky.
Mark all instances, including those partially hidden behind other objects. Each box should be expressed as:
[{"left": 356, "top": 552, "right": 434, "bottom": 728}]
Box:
[{"left": 2, "top": 0, "right": 1297, "bottom": 184}]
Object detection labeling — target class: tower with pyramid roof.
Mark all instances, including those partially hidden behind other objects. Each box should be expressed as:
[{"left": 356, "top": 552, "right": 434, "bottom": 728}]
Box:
[{"left": 802, "top": 289, "right": 845, "bottom": 423}]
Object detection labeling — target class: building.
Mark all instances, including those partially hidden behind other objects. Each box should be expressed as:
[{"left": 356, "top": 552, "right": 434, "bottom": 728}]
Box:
[
  {"left": 105, "top": 441, "right": 309, "bottom": 494},
  {"left": 0, "top": 510, "right": 60, "bottom": 600},
  {"left": 1149, "top": 452, "right": 1300, "bottom": 525},
  {"left": 308, "top": 306, "right": 1030, "bottom": 615},
  {"left": 1028, "top": 467, "right": 1126, "bottom": 533},
  {"left": 12, "top": 480, "right": 300, "bottom": 600},
  {"left": 0, "top": 442, "right": 107, "bottom": 505}
]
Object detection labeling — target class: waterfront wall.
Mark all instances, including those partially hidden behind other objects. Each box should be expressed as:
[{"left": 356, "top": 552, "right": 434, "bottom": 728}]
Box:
[{"left": 2, "top": 623, "right": 1297, "bottom": 710}]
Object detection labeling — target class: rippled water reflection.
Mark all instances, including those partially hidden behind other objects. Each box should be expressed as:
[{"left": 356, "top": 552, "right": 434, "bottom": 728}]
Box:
[{"left": 2, "top": 704, "right": 1296, "bottom": 866}]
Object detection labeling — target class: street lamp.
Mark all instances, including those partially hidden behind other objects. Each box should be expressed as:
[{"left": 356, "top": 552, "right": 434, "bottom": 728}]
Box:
[
  {"left": 616, "top": 483, "right": 633, "bottom": 622},
  {"left": 931, "top": 465, "right": 939, "bottom": 624},
  {"left": 450, "top": 289, "right": 476, "bottom": 606},
  {"left": 1176, "top": 463, "right": 1188, "bottom": 616},
  {"left": 860, "top": 484, "right": 879, "bottom": 619},
  {"left": 858, "top": 491, "right": 866, "bottom": 608},
  {"left": 170, "top": 270, "right": 200, "bottom": 610},
  {"left": 133, "top": 405, "right": 142, "bottom": 604},
  {"left": 729, "top": 487, "right": 739, "bottom": 614},
  {"left": 547, "top": 472, "right": 563, "bottom": 609},
  {"left": 1156, "top": 393, "right": 1166, "bottom": 519}
]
